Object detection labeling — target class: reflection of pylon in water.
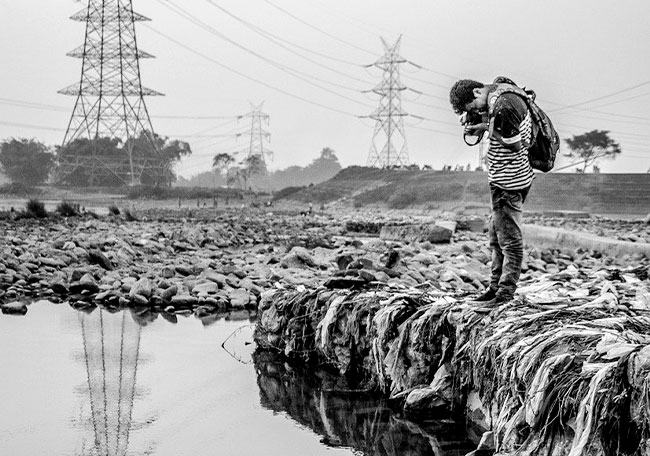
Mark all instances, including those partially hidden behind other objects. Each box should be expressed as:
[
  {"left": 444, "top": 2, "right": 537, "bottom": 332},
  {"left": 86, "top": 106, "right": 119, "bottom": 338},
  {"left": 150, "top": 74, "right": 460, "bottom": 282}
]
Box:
[{"left": 78, "top": 310, "right": 142, "bottom": 456}]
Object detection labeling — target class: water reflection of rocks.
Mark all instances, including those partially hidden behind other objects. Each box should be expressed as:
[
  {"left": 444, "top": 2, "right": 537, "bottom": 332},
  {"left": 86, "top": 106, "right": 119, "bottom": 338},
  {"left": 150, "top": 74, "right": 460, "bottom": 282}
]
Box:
[{"left": 253, "top": 351, "right": 474, "bottom": 456}]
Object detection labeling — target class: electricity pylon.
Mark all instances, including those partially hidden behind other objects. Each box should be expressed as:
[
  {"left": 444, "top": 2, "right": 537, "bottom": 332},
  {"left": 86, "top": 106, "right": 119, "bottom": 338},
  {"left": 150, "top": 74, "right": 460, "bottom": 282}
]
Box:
[
  {"left": 234, "top": 102, "right": 272, "bottom": 168},
  {"left": 57, "top": 0, "right": 163, "bottom": 186},
  {"left": 364, "top": 36, "right": 410, "bottom": 168}
]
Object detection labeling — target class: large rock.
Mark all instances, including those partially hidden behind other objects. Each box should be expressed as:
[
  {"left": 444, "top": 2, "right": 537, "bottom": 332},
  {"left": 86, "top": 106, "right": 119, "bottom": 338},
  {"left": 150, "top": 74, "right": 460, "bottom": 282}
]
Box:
[
  {"left": 88, "top": 249, "right": 113, "bottom": 270},
  {"left": 129, "top": 277, "right": 154, "bottom": 298},
  {"left": 404, "top": 387, "right": 448, "bottom": 417},
  {"left": 0, "top": 301, "right": 28, "bottom": 315},
  {"left": 193, "top": 281, "right": 220, "bottom": 295},
  {"left": 280, "top": 247, "right": 317, "bottom": 269},
  {"left": 380, "top": 222, "right": 455, "bottom": 244}
]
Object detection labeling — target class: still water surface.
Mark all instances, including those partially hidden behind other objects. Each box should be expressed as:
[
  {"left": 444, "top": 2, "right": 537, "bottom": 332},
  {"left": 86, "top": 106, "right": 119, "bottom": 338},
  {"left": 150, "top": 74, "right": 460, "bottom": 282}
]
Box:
[{"left": 0, "top": 301, "right": 474, "bottom": 456}]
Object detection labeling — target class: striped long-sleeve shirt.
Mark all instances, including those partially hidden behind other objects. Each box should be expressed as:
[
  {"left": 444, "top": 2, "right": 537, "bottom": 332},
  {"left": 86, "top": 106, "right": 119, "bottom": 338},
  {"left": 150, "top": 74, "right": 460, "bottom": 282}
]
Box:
[{"left": 487, "top": 92, "right": 534, "bottom": 190}]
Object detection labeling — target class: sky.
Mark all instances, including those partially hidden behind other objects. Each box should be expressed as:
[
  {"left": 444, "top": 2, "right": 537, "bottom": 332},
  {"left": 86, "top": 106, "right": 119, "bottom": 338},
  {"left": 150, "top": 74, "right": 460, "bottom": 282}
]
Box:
[{"left": 1, "top": 0, "right": 650, "bottom": 178}]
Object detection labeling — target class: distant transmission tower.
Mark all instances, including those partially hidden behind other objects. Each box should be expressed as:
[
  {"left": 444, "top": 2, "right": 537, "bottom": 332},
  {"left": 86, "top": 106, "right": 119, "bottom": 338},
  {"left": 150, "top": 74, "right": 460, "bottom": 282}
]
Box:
[
  {"left": 57, "top": 0, "right": 163, "bottom": 185},
  {"left": 237, "top": 102, "right": 272, "bottom": 167},
  {"left": 365, "top": 36, "right": 410, "bottom": 168}
]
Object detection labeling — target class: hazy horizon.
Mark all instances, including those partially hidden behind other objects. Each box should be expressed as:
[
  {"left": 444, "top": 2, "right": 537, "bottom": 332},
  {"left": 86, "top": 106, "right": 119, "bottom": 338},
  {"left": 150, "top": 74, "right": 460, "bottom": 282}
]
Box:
[{"left": 1, "top": 0, "right": 649, "bottom": 179}]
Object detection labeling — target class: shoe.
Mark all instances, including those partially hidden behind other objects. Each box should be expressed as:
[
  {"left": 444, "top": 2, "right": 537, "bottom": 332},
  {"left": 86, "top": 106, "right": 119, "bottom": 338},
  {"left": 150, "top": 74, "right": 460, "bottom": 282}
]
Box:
[
  {"left": 473, "top": 294, "right": 513, "bottom": 313},
  {"left": 468, "top": 288, "right": 497, "bottom": 304},
  {"left": 494, "top": 293, "right": 513, "bottom": 305}
]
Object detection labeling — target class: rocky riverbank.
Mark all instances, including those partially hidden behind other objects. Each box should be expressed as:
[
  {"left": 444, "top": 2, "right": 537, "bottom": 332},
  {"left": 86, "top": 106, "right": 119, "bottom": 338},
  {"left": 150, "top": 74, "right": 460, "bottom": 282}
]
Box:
[
  {"left": 3, "top": 208, "right": 645, "bottom": 317},
  {"left": 2, "top": 207, "right": 650, "bottom": 455}
]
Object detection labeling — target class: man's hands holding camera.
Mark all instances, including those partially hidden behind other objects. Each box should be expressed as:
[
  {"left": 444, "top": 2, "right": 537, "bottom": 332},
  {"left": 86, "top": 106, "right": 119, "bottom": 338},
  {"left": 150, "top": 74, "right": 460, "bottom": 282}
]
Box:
[
  {"left": 460, "top": 110, "right": 487, "bottom": 134},
  {"left": 460, "top": 110, "right": 488, "bottom": 146}
]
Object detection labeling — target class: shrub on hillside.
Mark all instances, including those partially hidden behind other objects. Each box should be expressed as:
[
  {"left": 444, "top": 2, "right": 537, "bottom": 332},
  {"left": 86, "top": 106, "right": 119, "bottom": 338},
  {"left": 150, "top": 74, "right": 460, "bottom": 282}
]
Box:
[
  {"left": 353, "top": 185, "right": 394, "bottom": 206},
  {"left": 0, "top": 182, "right": 38, "bottom": 196},
  {"left": 26, "top": 198, "right": 47, "bottom": 218},
  {"left": 108, "top": 205, "right": 120, "bottom": 215},
  {"left": 273, "top": 186, "right": 306, "bottom": 201},
  {"left": 388, "top": 191, "right": 417, "bottom": 209},
  {"left": 123, "top": 208, "right": 137, "bottom": 221},
  {"left": 56, "top": 200, "right": 79, "bottom": 217}
]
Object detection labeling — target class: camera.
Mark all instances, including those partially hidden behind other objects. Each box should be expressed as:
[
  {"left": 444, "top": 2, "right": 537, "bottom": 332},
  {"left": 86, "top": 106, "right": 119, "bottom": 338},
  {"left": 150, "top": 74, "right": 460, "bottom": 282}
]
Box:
[
  {"left": 460, "top": 110, "right": 484, "bottom": 128},
  {"left": 460, "top": 110, "right": 487, "bottom": 146}
]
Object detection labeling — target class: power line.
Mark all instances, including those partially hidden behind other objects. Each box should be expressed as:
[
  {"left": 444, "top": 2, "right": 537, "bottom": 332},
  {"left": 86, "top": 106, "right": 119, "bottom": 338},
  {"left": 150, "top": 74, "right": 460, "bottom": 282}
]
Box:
[
  {"left": 549, "top": 80, "right": 650, "bottom": 113},
  {"left": 157, "top": 0, "right": 373, "bottom": 108},
  {"left": 0, "top": 96, "right": 243, "bottom": 120},
  {"left": 204, "top": 0, "right": 367, "bottom": 72},
  {"left": 143, "top": 24, "right": 360, "bottom": 117},
  {"left": 0, "top": 119, "right": 65, "bottom": 132},
  {"left": 261, "top": 0, "right": 376, "bottom": 57}
]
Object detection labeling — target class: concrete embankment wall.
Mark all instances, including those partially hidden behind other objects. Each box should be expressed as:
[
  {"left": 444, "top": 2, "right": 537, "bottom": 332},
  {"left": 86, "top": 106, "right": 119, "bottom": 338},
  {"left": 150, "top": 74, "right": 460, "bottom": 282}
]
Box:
[
  {"left": 523, "top": 224, "right": 650, "bottom": 258},
  {"left": 255, "top": 285, "right": 650, "bottom": 455},
  {"left": 310, "top": 170, "right": 650, "bottom": 215}
]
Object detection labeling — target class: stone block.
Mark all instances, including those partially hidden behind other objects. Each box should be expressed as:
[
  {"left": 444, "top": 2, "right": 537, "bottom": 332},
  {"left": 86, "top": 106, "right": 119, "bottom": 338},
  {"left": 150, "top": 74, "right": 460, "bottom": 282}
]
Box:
[{"left": 379, "top": 222, "right": 455, "bottom": 244}]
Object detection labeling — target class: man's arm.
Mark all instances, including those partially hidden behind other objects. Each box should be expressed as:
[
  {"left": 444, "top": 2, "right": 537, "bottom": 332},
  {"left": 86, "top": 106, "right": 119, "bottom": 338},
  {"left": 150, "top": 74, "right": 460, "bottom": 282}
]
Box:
[
  {"left": 490, "top": 96, "right": 526, "bottom": 151},
  {"left": 490, "top": 129, "right": 523, "bottom": 151}
]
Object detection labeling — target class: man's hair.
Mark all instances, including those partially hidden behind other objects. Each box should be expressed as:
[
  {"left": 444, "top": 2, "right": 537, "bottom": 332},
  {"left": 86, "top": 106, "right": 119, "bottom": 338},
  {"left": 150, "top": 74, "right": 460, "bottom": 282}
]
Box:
[{"left": 449, "top": 79, "right": 484, "bottom": 114}]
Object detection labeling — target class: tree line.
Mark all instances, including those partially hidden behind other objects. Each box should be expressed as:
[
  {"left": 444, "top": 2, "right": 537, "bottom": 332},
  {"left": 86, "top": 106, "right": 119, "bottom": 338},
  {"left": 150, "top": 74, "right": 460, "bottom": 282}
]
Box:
[
  {"left": 179, "top": 147, "right": 342, "bottom": 191},
  {"left": 0, "top": 133, "right": 190, "bottom": 187},
  {"left": 0, "top": 130, "right": 623, "bottom": 188}
]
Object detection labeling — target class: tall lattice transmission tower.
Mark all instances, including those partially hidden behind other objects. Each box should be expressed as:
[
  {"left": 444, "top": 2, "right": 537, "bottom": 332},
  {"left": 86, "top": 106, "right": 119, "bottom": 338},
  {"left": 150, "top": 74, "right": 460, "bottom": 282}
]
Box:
[
  {"left": 365, "top": 36, "right": 410, "bottom": 168},
  {"left": 57, "top": 0, "right": 163, "bottom": 186},
  {"left": 235, "top": 102, "right": 272, "bottom": 167}
]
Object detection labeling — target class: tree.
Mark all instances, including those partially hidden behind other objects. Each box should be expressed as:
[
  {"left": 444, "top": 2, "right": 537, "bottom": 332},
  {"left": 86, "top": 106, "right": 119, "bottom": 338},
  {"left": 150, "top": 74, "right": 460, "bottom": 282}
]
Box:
[
  {"left": 301, "top": 147, "right": 342, "bottom": 183},
  {"left": 310, "top": 147, "right": 340, "bottom": 170},
  {"left": 0, "top": 138, "right": 54, "bottom": 185},
  {"left": 56, "top": 132, "right": 191, "bottom": 186},
  {"left": 126, "top": 132, "right": 192, "bottom": 186},
  {"left": 564, "top": 130, "right": 621, "bottom": 173},
  {"left": 239, "top": 154, "right": 266, "bottom": 190},
  {"left": 212, "top": 153, "right": 235, "bottom": 187}
]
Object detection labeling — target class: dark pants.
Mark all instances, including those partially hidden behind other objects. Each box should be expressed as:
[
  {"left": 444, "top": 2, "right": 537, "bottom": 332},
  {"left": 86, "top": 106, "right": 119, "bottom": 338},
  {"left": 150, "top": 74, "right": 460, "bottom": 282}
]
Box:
[{"left": 488, "top": 185, "right": 530, "bottom": 298}]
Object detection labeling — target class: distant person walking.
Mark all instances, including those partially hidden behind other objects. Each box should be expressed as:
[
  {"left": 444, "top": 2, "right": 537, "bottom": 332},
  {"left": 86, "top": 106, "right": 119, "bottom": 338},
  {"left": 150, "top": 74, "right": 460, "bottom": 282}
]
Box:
[{"left": 449, "top": 78, "right": 534, "bottom": 306}]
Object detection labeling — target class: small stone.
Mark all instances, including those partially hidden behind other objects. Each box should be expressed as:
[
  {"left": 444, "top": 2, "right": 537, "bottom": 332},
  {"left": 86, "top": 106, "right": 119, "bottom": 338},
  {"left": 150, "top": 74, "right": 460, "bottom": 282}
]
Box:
[
  {"left": 229, "top": 288, "right": 251, "bottom": 308},
  {"left": 170, "top": 294, "right": 198, "bottom": 307},
  {"left": 161, "top": 285, "right": 178, "bottom": 301},
  {"left": 161, "top": 266, "right": 175, "bottom": 278},
  {"left": 130, "top": 294, "right": 149, "bottom": 306}
]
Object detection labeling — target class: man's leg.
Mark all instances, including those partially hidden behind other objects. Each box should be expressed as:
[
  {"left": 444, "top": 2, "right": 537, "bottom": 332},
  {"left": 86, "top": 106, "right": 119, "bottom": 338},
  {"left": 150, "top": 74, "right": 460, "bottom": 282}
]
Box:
[
  {"left": 469, "top": 207, "right": 501, "bottom": 303},
  {"left": 493, "top": 191, "right": 525, "bottom": 300},
  {"left": 488, "top": 211, "right": 504, "bottom": 293}
]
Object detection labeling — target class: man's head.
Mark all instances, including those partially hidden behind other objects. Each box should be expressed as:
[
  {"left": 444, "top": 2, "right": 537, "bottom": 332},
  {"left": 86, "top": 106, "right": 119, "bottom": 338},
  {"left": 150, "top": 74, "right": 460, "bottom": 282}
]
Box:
[{"left": 449, "top": 79, "right": 488, "bottom": 115}]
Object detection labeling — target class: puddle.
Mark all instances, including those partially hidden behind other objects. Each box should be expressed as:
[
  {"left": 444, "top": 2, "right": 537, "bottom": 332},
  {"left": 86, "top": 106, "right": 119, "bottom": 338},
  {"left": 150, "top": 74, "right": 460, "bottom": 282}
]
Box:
[{"left": 0, "top": 302, "right": 474, "bottom": 455}]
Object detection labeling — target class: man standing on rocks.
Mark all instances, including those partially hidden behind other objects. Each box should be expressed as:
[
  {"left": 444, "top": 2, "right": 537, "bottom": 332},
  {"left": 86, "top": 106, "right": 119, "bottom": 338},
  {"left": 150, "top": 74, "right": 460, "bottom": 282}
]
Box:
[{"left": 449, "top": 78, "right": 534, "bottom": 306}]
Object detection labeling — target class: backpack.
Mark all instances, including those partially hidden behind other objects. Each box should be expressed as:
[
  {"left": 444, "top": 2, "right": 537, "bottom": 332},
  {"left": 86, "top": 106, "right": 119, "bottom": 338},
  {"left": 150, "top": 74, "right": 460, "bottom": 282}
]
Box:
[{"left": 487, "top": 77, "right": 560, "bottom": 172}]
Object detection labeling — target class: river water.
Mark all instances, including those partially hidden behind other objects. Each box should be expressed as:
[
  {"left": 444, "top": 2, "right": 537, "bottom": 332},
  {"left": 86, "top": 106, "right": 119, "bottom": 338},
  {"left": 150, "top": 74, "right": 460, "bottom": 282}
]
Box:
[{"left": 0, "top": 301, "right": 475, "bottom": 456}]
